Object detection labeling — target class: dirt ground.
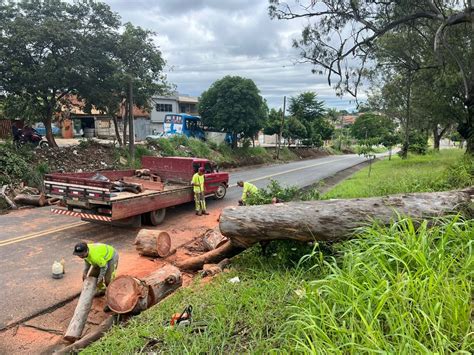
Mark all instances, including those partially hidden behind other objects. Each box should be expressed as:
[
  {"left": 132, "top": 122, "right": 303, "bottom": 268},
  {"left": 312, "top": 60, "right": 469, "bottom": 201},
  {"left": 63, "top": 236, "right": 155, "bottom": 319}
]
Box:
[{"left": 0, "top": 209, "right": 222, "bottom": 354}]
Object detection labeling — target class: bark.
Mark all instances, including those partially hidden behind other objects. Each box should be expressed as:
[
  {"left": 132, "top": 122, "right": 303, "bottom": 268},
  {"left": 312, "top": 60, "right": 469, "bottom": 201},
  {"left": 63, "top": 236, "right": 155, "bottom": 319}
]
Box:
[
  {"left": 134, "top": 229, "right": 172, "bottom": 257},
  {"left": 64, "top": 276, "right": 98, "bottom": 342},
  {"left": 13, "top": 193, "right": 46, "bottom": 207},
  {"left": 55, "top": 316, "right": 115, "bottom": 354},
  {"left": 44, "top": 111, "right": 58, "bottom": 148},
  {"left": 218, "top": 189, "right": 472, "bottom": 248},
  {"left": 106, "top": 265, "right": 182, "bottom": 314},
  {"left": 176, "top": 241, "right": 245, "bottom": 271},
  {"left": 128, "top": 81, "right": 135, "bottom": 161}
]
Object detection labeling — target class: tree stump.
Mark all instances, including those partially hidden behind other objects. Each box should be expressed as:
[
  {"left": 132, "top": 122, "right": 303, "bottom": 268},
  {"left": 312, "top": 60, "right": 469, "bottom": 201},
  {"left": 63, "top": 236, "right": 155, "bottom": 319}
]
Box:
[
  {"left": 13, "top": 193, "right": 46, "bottom": 207},
  {"left": 134, "top": 229, "right": 172, "bottom": 257}
]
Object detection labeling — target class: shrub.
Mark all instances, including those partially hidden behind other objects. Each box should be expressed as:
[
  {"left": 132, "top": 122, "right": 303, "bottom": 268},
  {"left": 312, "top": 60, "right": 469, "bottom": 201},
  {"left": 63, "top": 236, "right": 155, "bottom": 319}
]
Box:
[{"left": 0, "top": 143, "right": 33, "bottom": 186}]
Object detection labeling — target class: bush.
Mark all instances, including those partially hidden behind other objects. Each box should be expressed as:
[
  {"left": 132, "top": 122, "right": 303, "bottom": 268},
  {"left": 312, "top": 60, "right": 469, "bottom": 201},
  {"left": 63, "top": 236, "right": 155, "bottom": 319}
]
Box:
[
  {"left": 247, "top": 179, "right": 320, "bottom": 205},
  {"left": 187, "top": 138, "right": 212, "bottom": 158},
  {"left": 0, "top": 143, "right": 33, "bottom": 186},
  {"left": 442, "top": 155, "right": 474, "bottom": 189}
]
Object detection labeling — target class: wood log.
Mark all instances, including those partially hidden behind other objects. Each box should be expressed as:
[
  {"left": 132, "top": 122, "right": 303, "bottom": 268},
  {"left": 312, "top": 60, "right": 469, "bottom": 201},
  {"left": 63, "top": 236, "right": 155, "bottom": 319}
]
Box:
[
  {"left": 123, "top": 176, "right": 164, "bottom": 191},
  {"left": 13, "top": 193, "right": 46, "bottom": 207},
  {"left": 55, "top": 315, "right": 115, "bottom": 354},
  {"left": 0, "top": 185, "right": 17, "bottom": 210},
  {"left": 106, "top": 264, "right": 182, "bottom": 314},
  {"left": 202, "top": 228, "right": 228, "bottom": 251},
  {"left": 219, "top": 189, "right": 473, "bottom": 248},
  {"left": 64, "top": 276, "right": 98, "bottom": 342},
  {"left": 134, "top": 229, "right": 172, "bottom": 257},
  {"left": 178, "top": 189, "right": 473, "bottom": 271}
]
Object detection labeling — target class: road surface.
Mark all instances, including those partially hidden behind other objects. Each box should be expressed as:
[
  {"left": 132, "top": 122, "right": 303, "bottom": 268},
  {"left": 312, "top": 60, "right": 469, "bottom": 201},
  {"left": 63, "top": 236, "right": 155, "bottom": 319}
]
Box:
[{"left": 0, "top": 153, "right": 367, "bottom": 329}]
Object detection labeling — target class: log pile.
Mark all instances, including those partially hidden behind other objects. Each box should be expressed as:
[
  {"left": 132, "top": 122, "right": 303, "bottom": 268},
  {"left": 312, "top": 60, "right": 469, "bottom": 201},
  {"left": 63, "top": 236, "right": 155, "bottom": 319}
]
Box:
[{"left": 177, "top": 189, "right": 472, "bottom": 270}]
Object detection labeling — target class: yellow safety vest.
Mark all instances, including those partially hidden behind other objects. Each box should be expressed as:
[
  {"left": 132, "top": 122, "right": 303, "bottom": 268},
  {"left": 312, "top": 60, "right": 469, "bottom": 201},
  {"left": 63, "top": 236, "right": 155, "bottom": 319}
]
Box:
[
  {"left": 192, "top": 173, "right": 205, "bottom": 193},
  {"left": 85, "top": 243, "right": 115, "bottom": 267}
]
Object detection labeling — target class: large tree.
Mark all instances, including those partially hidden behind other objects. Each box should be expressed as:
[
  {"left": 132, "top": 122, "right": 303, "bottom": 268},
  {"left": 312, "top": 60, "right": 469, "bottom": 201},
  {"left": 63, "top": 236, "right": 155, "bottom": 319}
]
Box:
[
  {"left": 0, "top": 1, "right": 121, "bottom": 146},
  {"left": 199, "top": 76, "right": 267, "bottom": 148},
  {"left": 269, "top": 0, "right": 474, "bottom": 154}
]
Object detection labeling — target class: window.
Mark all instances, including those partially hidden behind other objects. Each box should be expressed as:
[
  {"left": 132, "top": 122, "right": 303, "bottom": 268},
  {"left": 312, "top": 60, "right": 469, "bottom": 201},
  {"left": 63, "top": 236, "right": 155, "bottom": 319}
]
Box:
[
  {"left": 155, "top": 103, "right": 173, "bottom": 112},
  {"left": 193, "top": 163, "right": 200, "bottom": 173},
  {"left": 204, "top": 163, "right": 212, "bottom": 173}
]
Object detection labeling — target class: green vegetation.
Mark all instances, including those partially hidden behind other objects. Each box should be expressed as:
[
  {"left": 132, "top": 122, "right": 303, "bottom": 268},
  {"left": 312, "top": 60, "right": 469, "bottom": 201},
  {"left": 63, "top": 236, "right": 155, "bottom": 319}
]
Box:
[
  {"left": 85, "top": 149, "right": 473, "bottom": 354},
  {"left": 325, "top": 149, "right": 471, "bottom": 199}
]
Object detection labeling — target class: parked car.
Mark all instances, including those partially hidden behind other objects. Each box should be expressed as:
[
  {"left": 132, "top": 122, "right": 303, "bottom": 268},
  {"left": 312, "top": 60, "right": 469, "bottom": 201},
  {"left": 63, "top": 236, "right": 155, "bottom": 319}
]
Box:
[{"left": 34, "top": 123, "right": 61, "bottom": 136}]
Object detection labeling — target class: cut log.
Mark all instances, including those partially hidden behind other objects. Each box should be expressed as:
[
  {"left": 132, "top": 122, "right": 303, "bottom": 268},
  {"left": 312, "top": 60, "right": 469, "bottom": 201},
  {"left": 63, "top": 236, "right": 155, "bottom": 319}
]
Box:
[
  {"left": 55, "top": 315, "right": 116, "bottom": 354},
  {"left": 202, "top": 228, "right": 228, "bottom": 251},
  {"left": 219, "top": 189, "right": 473, "bottom": 248},
  {"left": 178, "top": 189, "right": 473, "bottom": 271},
  {"left": 106, "top": 264, "right": 182, "bottom": 314},
  {"left": 134, "top": 229, "right": 172, "bottom": 257},
  {"left": 176, "top": 241, "right": 245, "bottom": 271},
  {"left": 13, "top": 193, "right": 46, "bottom": 207},
  {"left": 64, "top": 276, "right": 98, "bottom": 342},
  {"left": 123, "top": 176, "right": 164, "bottom": 191}
]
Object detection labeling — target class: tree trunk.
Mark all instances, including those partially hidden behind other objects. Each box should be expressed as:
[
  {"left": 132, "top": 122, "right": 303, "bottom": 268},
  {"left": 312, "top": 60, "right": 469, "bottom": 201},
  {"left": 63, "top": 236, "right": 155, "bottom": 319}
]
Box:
[
  {"left": 106, "top": 265, "right": 182, "bottom": 314},
  {"left": 176, "top": 241, "right": 245, "bottom": 271},
  {"left": 44, "top": 116, "right": 58, "bottom": 148},
  {"left": 13, "top": 193, "right": 46, "bottom": 207},
  {"left": 128, "top": 80, "right": 135, "bottom": 161},
  {"left": 112, "top": 115, "right": 123, "bottom": 147},
  {"left": 134, "top": 229, "right": 172, "bottom": 257},
  {"left": 219, "top": 189, "right": 472, "bottom": 248},
  {"left": 232, "top": 132, "right": 238, "bottom": 149},
  {"left": 433, "top": 126, "right": 441, "bottom": 150},
  {"left": 64, "top": 276, "right": 98, "bottom": 342},
  {"left": 0, "top": 185, "right": 17, "bottom": 209},
  {"left": 465, "top": 104, "right": 474, "bottom": 155},
  {"left": 123, "top": 101, "right": 128, "bottom": 147},
  {"left": 56, "top": 315, "right": 115, "bottom": 354}
]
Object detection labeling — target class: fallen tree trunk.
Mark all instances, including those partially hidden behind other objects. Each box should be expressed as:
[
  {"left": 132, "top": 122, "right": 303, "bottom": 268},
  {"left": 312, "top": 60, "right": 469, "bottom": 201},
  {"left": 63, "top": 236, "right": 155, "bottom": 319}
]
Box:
[
  {"left": 0, "top": 185, "right": 17, "bottom": 210},
  {"left": 13, "top": 193, "right": 46, "bottom": 207},
  {"left": 106, "top": 264, "right": 182, "bottom": 314},
  {"left": 134, "top": 229, "right": 172, "bottom": 257},
  {"left": 202, "top": 228, "right": 228, "bottom": 251},
  {"left": 64, "top": 276, "right": 98, "bottom": 342},
  {"left": 178, "top": 189, "right": 472, "bottom": 271},
  {"left": 55, "top": 315, "right": 116, "bottom": 354}
]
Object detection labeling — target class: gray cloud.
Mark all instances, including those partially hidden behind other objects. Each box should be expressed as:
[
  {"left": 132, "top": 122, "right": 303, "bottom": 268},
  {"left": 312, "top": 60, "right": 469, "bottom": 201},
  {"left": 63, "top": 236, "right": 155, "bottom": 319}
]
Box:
[{"left": 103, "top": 0, "right": 360, "bottom": 111}]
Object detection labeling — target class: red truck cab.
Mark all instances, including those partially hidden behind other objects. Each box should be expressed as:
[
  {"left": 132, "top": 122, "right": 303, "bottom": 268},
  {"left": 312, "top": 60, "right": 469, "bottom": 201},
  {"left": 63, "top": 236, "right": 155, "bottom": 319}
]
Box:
[{"left": 45, "top": 156, "right": 229, "bottom": 226}]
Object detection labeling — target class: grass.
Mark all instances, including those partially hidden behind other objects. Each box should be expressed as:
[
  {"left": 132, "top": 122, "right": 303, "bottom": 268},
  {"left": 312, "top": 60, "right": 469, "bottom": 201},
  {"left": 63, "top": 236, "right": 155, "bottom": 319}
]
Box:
[
  {"left": 325, "top": 149, "right": 471, "bottom": 199},
  {"left": 84, "top": 149, "right": 473, "bottom": 354}
]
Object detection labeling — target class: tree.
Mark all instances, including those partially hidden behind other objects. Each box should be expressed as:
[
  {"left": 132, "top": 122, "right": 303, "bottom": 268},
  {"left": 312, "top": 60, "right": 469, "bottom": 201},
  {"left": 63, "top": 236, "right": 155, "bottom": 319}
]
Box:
[
  {"left": 351, "top": 113, "right": 396, "bottom": 142},
  {"left": 0, "top": 1, "right": 121, "bottom": 147},
  {"left": 269, "top": 1, "right": 474, "bottom": 154},
  {"left": 283, "top": 116, "right": 307, "bottom": 145},
  {"left": 199, "top": 76, "right": 267, "bottom": 148}
]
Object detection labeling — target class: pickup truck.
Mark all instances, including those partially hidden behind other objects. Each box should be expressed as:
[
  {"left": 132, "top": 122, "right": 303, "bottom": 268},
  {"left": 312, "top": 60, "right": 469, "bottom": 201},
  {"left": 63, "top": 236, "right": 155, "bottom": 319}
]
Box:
[{"left": 44, "top": 156, "right": 229, "bottom": 226}]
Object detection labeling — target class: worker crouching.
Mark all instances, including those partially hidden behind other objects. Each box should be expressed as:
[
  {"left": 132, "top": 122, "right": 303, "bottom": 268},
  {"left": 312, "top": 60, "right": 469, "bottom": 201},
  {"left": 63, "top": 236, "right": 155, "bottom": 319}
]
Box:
[
  {"left": 73, "top": 242, "right": 119, "bottom": 296},
  {"left": 237, "top": 181, "right": 259, "bottom": 206}
]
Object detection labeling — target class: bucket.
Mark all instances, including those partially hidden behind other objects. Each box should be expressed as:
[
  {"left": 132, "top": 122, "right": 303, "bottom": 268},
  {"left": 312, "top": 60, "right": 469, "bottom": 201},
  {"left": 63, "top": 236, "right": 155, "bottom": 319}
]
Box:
[{"left": 84, "top": 128, "right": 95, "bottom": 138}]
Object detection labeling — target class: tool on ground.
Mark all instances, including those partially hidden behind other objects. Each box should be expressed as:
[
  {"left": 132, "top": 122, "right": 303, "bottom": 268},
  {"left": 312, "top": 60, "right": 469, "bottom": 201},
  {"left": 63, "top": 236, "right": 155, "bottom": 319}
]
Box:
[{"left": 169, "top": 305, "right": 193, "bottom": 327}]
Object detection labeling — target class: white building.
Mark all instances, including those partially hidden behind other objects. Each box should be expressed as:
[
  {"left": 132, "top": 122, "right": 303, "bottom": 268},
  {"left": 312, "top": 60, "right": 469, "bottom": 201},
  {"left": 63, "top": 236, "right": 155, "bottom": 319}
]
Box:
[{"left": 150, "top": 94, "right": 199, "bottom": 134}]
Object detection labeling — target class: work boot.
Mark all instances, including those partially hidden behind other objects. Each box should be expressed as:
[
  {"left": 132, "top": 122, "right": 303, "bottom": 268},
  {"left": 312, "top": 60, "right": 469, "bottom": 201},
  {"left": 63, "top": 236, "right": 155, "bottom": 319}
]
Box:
[{"left": 202, "top": 211, "right": 209, "bottom": 215}]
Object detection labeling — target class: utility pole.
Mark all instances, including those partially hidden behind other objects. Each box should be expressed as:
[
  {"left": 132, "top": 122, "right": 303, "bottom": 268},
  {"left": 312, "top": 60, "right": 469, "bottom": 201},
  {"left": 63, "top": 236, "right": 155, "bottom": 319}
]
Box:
[
  {"left": 276, "top": 96, "right": 286, "bottom": 159},
  {"left": 128, "top": 80, "right": 135, "bottom": 161}
]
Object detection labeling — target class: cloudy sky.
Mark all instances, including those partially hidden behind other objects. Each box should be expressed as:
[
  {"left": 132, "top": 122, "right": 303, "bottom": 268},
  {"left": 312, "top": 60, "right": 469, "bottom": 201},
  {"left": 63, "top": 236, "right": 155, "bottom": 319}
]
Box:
[{"left": 103, "top": 0, "right": 360, "bottom": 111}]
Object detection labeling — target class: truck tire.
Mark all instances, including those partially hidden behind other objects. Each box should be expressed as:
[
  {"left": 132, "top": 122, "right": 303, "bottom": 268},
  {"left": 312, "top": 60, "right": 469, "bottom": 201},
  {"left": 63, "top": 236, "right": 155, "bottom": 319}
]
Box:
[
  {"left": 214, "top": 184, "right": 227, "bottom": 200},
  {"left": 148, "top": 208, "right": 166, "bottom": 226}
]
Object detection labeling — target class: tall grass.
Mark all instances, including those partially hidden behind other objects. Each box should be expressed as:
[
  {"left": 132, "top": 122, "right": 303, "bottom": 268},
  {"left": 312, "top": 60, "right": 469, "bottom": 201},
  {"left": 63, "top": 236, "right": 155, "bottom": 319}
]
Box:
[{"left": 287, "top": 216, "right": 474, "bottom": 353}]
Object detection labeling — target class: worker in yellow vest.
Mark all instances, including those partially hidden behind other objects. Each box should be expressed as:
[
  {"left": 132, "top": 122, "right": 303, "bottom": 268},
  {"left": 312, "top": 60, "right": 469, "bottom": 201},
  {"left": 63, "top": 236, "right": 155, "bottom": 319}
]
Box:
[
  {"left": 191, "top": 167, "right": 209, "bottom": 216},
  {"left": 73, "top": 242, "right": 119, "bottom": 296},
  {"left": 237, "top": 181, "right": 259, "bottom": 205}
]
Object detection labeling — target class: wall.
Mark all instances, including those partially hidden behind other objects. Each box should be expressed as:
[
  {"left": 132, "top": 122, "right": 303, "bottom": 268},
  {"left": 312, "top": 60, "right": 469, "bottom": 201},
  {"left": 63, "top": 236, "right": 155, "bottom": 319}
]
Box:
[{"left": 150, "top": 97, "right": 178, "bottom": 125}]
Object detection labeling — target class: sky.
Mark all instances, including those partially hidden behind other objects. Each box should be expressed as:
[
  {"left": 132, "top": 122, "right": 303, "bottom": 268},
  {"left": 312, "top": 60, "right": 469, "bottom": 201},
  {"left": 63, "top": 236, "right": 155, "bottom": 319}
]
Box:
[{"left": 103, "top": 0, "right": 360, "bottom": 111}]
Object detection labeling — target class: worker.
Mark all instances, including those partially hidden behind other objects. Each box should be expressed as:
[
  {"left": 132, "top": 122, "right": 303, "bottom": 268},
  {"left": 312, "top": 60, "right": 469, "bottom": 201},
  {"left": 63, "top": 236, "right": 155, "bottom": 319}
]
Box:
[
  {"left": 191, "top": 167, "right": 209, "bottom": 216},
  {"left": 237, "top": 181, "right": 259, "bottom": 206},
  {"left": 73, "top": 242, "right": 119, "bottom": 296}
]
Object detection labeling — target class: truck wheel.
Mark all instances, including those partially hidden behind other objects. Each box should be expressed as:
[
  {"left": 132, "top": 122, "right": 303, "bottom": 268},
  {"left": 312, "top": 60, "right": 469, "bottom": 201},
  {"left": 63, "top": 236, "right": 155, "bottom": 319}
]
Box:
[
  {"left": 214, "top": 184, "right": 227, "bottom": 200},
  {"left": 148, "top": 208, "right": 166, "bottom": 226}
]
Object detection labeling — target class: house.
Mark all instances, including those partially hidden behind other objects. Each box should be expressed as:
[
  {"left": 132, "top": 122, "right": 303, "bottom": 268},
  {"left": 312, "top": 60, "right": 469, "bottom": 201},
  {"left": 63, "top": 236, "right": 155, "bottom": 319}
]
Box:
[{"left": 150, "top": 94, "right": 199, "bottom": 134}]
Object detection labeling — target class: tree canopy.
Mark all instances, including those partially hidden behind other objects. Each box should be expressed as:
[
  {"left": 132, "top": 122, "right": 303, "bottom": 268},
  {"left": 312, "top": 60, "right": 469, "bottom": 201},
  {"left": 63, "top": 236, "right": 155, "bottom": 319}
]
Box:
[{"left": 199, "top": 76, "right": 267, "bottom": 148}]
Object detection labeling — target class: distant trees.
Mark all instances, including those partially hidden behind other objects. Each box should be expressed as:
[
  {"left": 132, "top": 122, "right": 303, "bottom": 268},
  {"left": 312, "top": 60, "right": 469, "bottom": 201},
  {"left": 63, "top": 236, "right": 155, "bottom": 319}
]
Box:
[
  {"left": 0, "top": 1, "right": 166, "bottom": 147},
  {"left": 199, "top": 76, "right": 267, "bottom": 148}
]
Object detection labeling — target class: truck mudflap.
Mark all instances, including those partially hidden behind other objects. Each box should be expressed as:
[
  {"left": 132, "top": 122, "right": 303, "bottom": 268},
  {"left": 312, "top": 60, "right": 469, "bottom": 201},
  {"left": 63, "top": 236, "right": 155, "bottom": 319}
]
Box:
[{"left": 51, "top": 208, "right": 112, "bottom": 222}]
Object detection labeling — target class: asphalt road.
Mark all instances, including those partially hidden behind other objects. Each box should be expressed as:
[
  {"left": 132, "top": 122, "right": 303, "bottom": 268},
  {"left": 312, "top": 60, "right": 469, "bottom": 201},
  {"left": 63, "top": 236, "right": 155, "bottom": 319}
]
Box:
[{"left": 0, "top": 153, "right": 367, "bottom": 329}]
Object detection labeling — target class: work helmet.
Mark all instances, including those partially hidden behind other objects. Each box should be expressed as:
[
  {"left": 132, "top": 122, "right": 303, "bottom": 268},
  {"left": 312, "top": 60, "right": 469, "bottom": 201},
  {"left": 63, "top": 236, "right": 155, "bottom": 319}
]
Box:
[
  {"left": 73, "top": 242, "right": 88, "bottom": 256},
  {"left": 198, "top": 167, "right": 205, "bottom": 173}
]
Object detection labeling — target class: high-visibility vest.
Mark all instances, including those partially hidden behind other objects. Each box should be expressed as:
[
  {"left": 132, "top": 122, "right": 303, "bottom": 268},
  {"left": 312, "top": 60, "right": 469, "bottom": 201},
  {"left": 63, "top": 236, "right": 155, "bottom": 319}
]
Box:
[
  {"left": 242, "top": 182, "right": 258, "bottom": 202},
  {"left": 191, "top": 173, "right": 205, "bottom": 193},
  {"left": 85, "top": 243, "right": 115, "bottom": 267}
]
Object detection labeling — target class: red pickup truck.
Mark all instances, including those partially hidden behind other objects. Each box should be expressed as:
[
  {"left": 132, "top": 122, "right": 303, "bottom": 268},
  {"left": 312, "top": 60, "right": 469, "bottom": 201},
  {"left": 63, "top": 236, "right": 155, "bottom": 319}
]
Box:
[{"left": 44, "top": 156, "right": 229, "bottom": 226}]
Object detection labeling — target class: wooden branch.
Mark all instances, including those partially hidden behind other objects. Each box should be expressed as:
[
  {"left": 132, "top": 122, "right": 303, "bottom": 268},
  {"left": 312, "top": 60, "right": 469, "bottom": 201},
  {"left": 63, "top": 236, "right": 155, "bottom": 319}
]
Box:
[
  {"left": 0, "top": 185, "right": 17, "bottom": 210},
  {"left": 176, "top": 241, "right": 245, "bottom": 271}
]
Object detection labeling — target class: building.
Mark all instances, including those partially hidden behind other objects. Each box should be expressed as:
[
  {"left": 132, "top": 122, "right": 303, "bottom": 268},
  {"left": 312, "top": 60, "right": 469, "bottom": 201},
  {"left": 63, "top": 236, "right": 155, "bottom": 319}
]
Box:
[{"left": 150, "top": 94, "right": 199, "bottom": 134}]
